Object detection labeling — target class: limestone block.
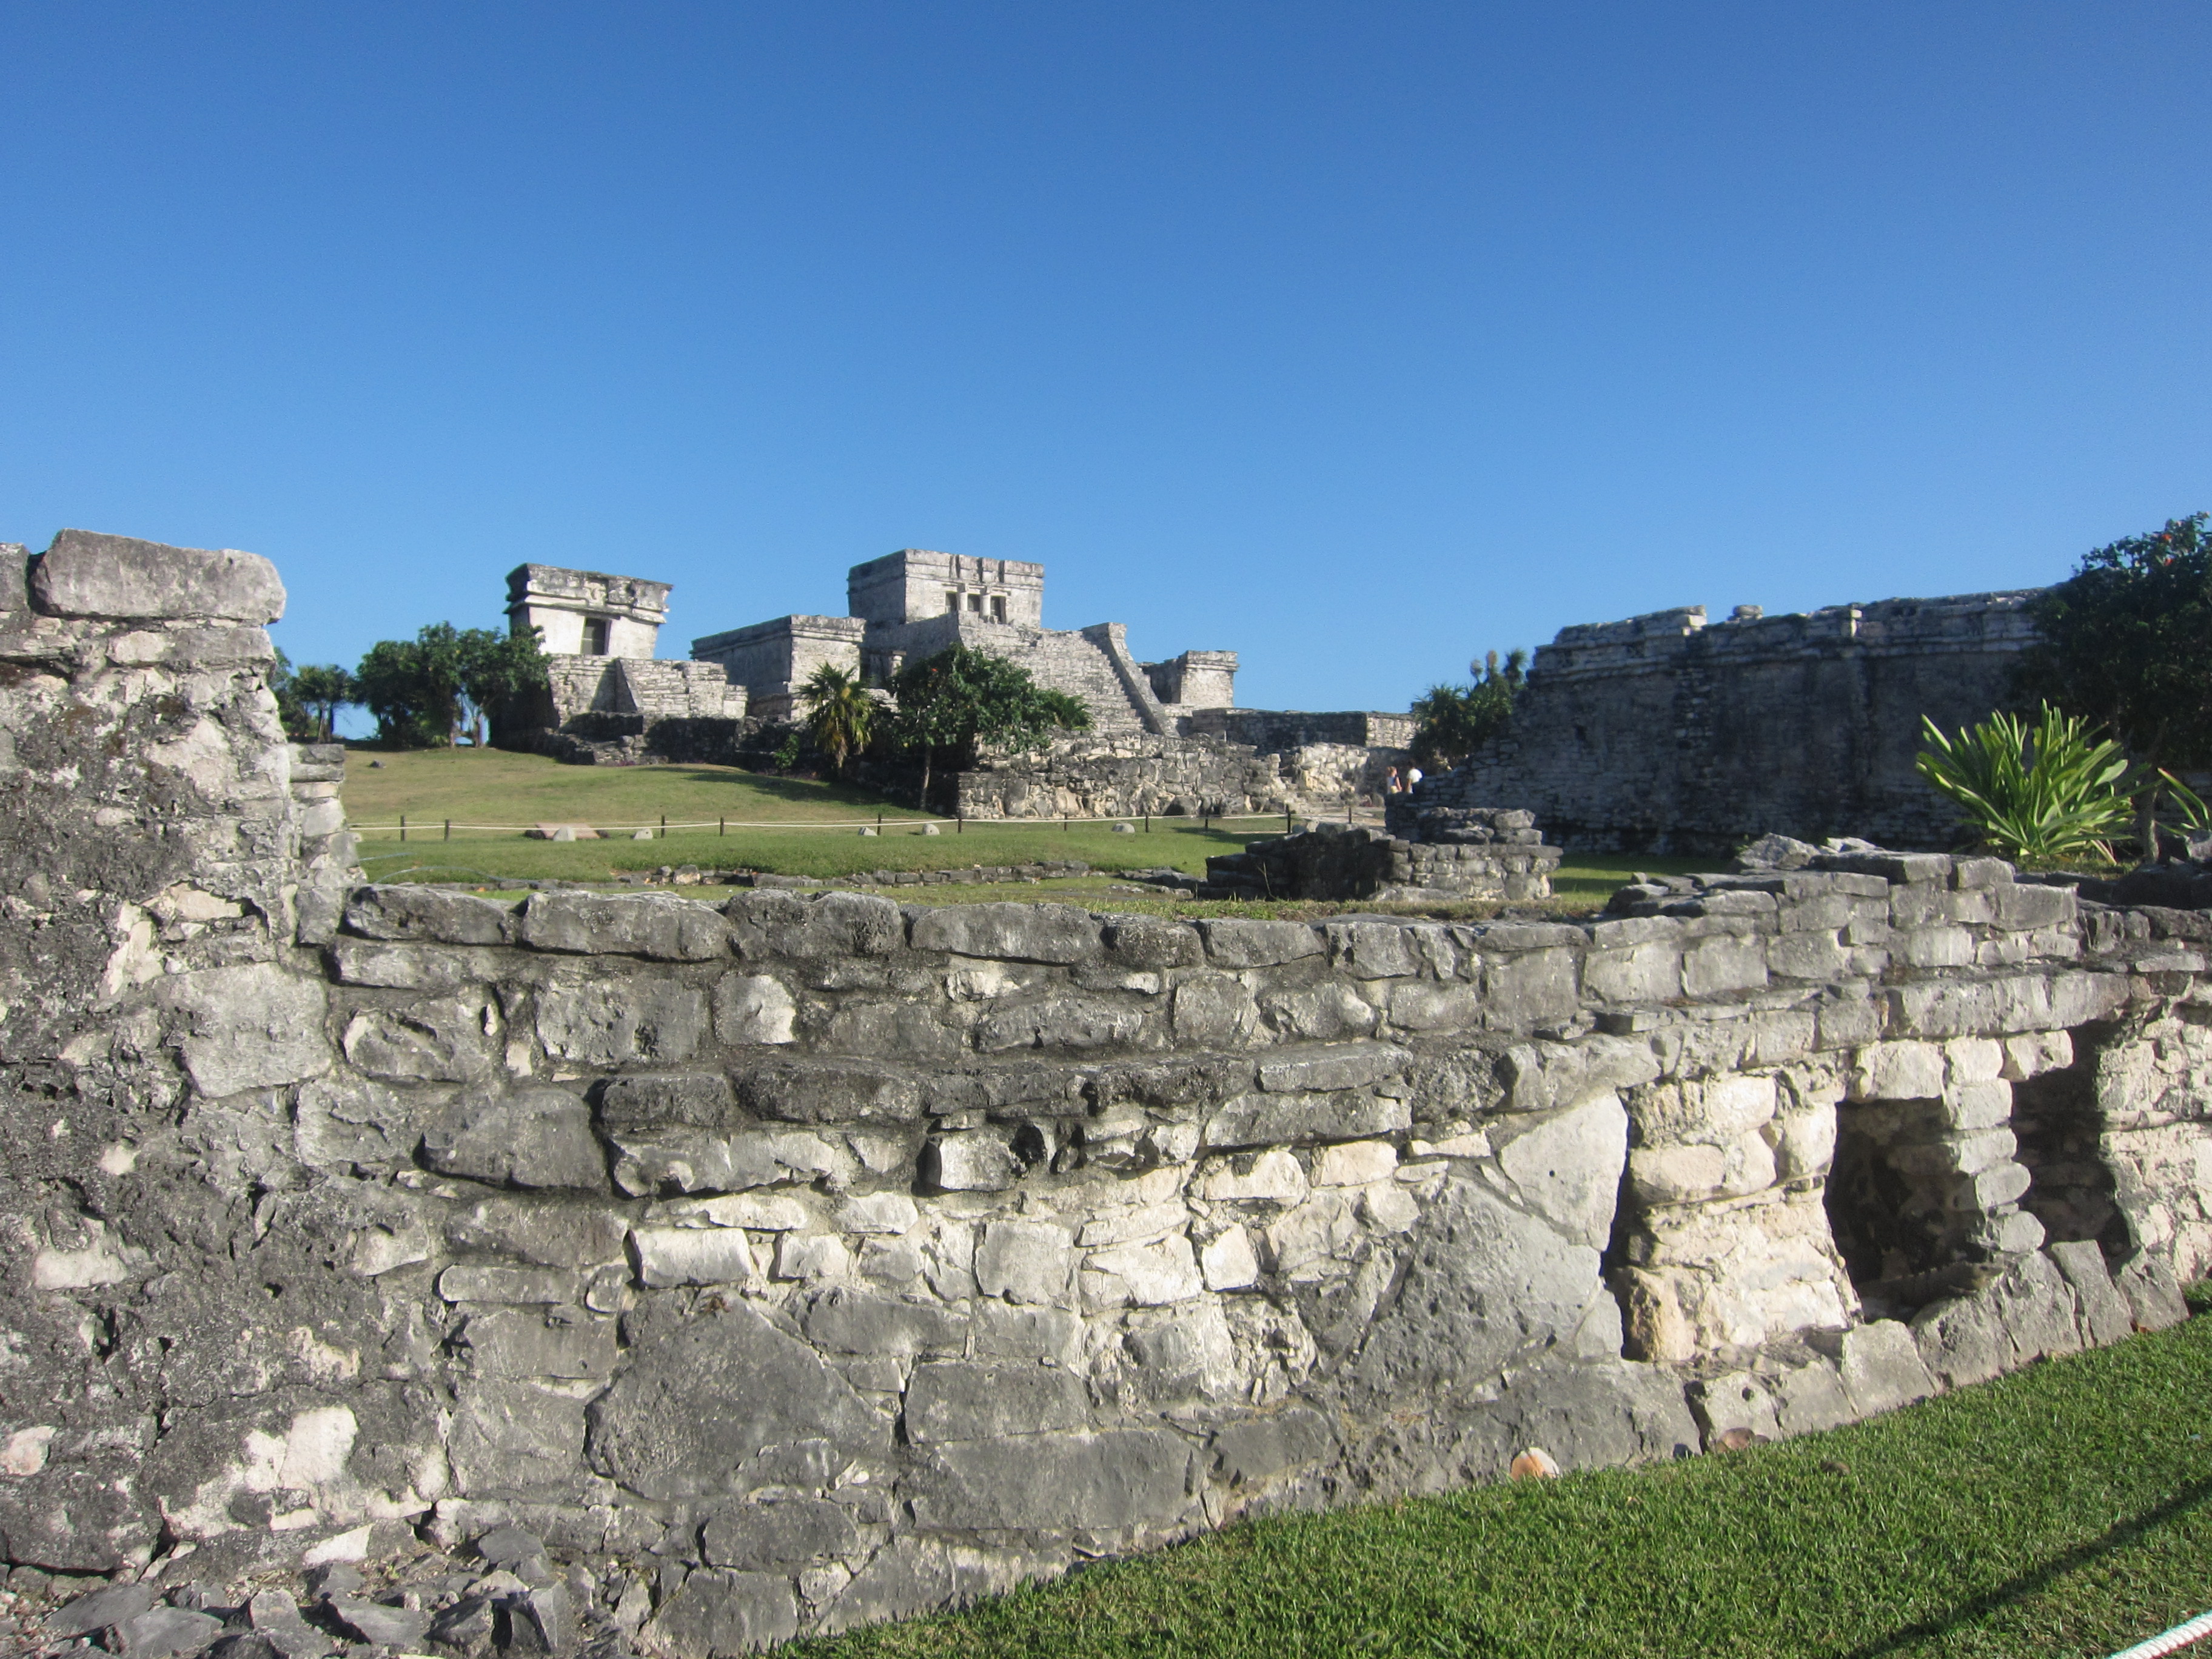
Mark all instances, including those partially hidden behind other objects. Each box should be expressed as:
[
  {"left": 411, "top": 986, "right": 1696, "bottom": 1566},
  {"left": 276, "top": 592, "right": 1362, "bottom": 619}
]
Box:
[
  {"left": 801, "top": 1287, "right": 968, "bottom": 1359},
  {"left": 1312, "top": 1141, "right": 1398, "bottom": 1187},
  {"left": 1584, "top": 940, "right": 1682, "bottom": 1002},
  {"left": 1771, "top": 1359, "right": 1854, "bottom": 1435},
  {"left": 924, "top": 1131, "right": 1024, "bottom": 1191},
  {"left": 1204, "top": 1090, "right": 1410, "bottom": 1148},
  {"left": 819, "top": 1538, "right": 1048, "bottom": 1637},
  {"left": 642, "top": 1569, "right": 799, "bottom": 1658},
  {"left": 1944, "top": 1037, "right": 2005, "bottom": 1084},
  {"left": 910, "top": 902, "right": 1101, "bottom": 964},
  {"left": 1768, "top": 1105, "right": 1837, "bottom": 1181},
  {"left": 1257, "top": 981, "right": 1381, "bottom": 1040},
  {"left": 712, "top": 974, "right": 797, "bottom": 1045},
  {"left": 1386, "top": 981, "right": 1484, "bottom": 1033},
  {"left": 1849, "top": 1041, "right": 1945, "bottom": 1102},
  {"left": 341, "top": 997, "right": 497, "bottom": 1085},
  {"left": 1102, "top": 915, "right": 1204, "bottom": 969},
  {"left": 517, "top": 891, "right": 731, "bottom": 960},
  {"left": 1078, "top": 1200, "right": 1188, "bottom": 1248},
  {"left": 1258, "top": 1042, "right": 1409, "bottom": 1093},
  {"left": 1633, "top": 1073, "right": 1777, "bottom": 1148},
  {"left": 775, "top": 1233, "right": 853, "bottom": 1281},
  {"left": 737, "top": 1059, "right": 924, "bottom": 1124},
  {"left": 1493, "top": 1093, "right": 1627, "bottom": 1248},
  {"left": 1359, "top": 1181, "right": 1421, "bottom": 1233},
  {"left": 1946, "top": 1128, "right": 2019, "bottom": 1176},
  {"left": 973, "top": 1302, "right": 1085, "bottom": 1368},
  {"left": 438, "top": 1265, "right": 580, "bottom": 1304},
  {"left": 588, "top": 1302, "right": 890, "bottom": 1500},
  {"left": 826, "top": 999, "right": 967, "bottom": 1059},
  {"left": 598, "top": 1071, "right": 737, "bottom": 1130},
  {"left": 1994, "top": 882, "right": 2074, "bottom": 929},
  {"left": 1325, "top": 921, "right": 1419, "bottom": 979},
  {"left": 460, "top": 1309, "right": 618, "bottom": 1380},
  {"left": 1082, "top": 1235, "right": 1204, "bottom": 1307},
  {"left": 2046, "top": 1239, "right": 2133, "bottom": 1347},
  {"left": 1261, "top": 1191, "right": 1360, "bottom": 1281},
  {"left": 903, "top": 1361, "right": 1091, "bottom": 1442},
  {"left": 343, "top": 885, "right": 515, "bottom": 947},
  {"left": 159, "top": 962, "right": 331, "bottom": 1098},
  {"left": 1681, "top": 935, "right": 1767, "bottom": 997},
  {"left": 450, "top": 1380, "right": 588, "bottom": 1497},
  {"left": 1836, "top": 1320, "right": 1935, "bottom": 1416},
  {"left": 1172, "top": 976, "right": 1261, "bottom": 1045},
  {"left": 422, "top": 1087, "right": 606, "bottom": 1191},
  {"left": 837, "top": 1191, "right": 920, "bottom": 1235},
  {"left": 610, "top": 1127, "right": 845, "bottom": 1195},
  {"left": 725, "top": 889, "right": 905, "bottom": 959},
  {"left": 2116, "top": 1253, "right": 2190, "bottom": 1330},
  {"left": 907, "top": 1429, "right": 1193, "bottom": 1532},
  {"left": 1481, "top": 948, "right": 1580, "bottom": 1025},
  {"left": 1895, "top": 927, "right": 1976, "bottom": 969},
  {"left": 629, "top": 1225, "right": 757, "bottom": 1289},
  {"left": 535, "top": 977, "right": 704, "bottom": 1067},
  {"left": 977, "top": 994, "right": 1148, "bottom": 1052},
  {"left": 1942, "top": 1079, "right": 2013, "bottom": 1131},
  {"left": 1687, "top": 1371, "right": 1780, "bottom": 1444},
  {"left": 2000, "top": 1030, "right": 2073, "bottom": 1081},
  {"left": 1768, "top": 931, "right": 1853, "bottom": 981},
  {"left": 1211, "top": 1407, "right": 1333, "bottom": 1485},
  {"left": 702, "top": 1500, "right": 859, "bottom": 1570},
  {"left": 1198, "top": 918, "right": 1326, "bottom": 967},
  {"left": 975, "top": 1218, "right": 1076, "bottom": 1304},
  {"left": 33, "top": 529, "right": 286, "bottom": 622},
  {"left": 1628, "top": 1143, "right": 1725, "bottom": 1205},
  {"left": 1200, "top": 1225, "right": 1261, "bottom": 1289},
  {"left": 1197, "top": 1148, "right": 1310, "bottom": 1203}
]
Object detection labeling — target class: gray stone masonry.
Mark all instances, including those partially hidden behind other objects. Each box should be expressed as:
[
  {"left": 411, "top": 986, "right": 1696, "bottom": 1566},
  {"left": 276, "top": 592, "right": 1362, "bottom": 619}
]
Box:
[
  {"left": 1202, "top": 811, "right": 1562, "bottom": 903},
  {"left": 2, "top": 529, "right": 2209, "bottom": 1653},
  {"left": 1445, "top": 591, "right": 2042, "bottom": 853}
]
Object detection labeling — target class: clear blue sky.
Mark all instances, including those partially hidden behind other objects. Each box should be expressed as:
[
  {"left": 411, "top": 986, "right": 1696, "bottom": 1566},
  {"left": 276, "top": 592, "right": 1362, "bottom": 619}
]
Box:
[{"left": 5, "top": 4, "right": 2210, "bottom": 728}]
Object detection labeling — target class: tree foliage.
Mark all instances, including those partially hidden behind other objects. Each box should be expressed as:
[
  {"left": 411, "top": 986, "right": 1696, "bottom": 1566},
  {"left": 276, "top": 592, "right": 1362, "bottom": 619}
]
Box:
[
  {"left": 355, "top": 624, "right": 547, "bottom": 748},
  {"left": 885, "top": 645, "right": 1091, "bottom": 803},
  {"left": 1412, "top": 649, "right": 1527, "bottom": 771},
  {"left": 1914, "top": 703, "right": 2139, "bottom": 865},
  {"left": 800, "top": 663, "right": 875, "bottom": 777},
  {"left": 289, "top": 663, "right": 358, "bottom": 742},
  {"left": 2016, "top": 513, "right": 2212, "bottom": 854}
]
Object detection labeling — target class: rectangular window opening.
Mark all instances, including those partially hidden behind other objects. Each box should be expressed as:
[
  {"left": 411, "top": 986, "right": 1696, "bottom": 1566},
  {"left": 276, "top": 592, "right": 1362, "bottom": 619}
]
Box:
[
  {"left": 945, "top": 590, "right": 959, "bottom": 615},
  {"left": 991, "top": 595, "right": 1007, "bottom": 622},
  {"left": 582, "top": 617, "right": 610, "bottom": 655},
  {"left": 967, "top": 592, "right": 984, "bottom": 612}
]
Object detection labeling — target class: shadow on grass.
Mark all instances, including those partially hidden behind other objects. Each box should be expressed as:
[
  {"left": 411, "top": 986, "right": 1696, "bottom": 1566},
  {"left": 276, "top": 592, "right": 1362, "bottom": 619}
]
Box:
[{"left": 1838, "top": 1475, "right": 2212, "bottom": 1658}]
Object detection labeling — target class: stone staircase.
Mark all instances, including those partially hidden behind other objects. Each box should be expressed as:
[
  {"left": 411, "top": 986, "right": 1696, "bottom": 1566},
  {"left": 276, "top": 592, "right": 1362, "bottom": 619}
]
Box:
[{"left": 979, "top": 626, "right": 1151, "bottom": 735}]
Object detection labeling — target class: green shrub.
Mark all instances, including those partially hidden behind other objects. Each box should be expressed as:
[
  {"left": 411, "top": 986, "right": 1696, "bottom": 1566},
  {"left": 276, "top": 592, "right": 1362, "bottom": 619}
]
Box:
[{"left": 1915, "top": 703, "right": 2137, "bottom": 865}]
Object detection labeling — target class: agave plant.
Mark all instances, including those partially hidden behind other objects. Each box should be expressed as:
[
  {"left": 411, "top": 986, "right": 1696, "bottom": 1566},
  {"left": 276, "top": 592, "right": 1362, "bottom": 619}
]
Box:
[
  {"left": 1914, "top": 703, "right": 2139, "bottom": 865},
  {"left": 2159, "top": 769, "right": 2212, "bottom": 853}
]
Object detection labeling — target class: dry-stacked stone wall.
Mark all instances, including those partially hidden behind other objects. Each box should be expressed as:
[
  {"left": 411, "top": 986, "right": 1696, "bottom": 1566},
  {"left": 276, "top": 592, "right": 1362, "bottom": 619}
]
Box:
[{"left": 2, "top": 532, "right": 2208, "bottom": 1654}]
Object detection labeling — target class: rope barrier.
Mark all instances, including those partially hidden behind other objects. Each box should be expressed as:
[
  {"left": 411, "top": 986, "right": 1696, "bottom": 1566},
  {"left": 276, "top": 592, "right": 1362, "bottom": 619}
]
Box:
[
  {"left": 346, "top": 813, "right": 1352, "bottom": 834},
  {"left": 2113, "top": 1611, "right": 2212, "bottom": 1659}
]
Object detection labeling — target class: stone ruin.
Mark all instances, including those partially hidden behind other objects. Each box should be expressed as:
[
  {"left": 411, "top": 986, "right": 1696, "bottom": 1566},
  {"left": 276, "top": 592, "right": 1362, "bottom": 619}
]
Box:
[
  {"left": 4, "top": 527, "right": 2211, "bottom": 1656},
  {"left": 496, "top": 553, "right": 1412, "bottom": 818},
  {"left": 1449, "top": 590, "right": 2043, "bottom": 853}
]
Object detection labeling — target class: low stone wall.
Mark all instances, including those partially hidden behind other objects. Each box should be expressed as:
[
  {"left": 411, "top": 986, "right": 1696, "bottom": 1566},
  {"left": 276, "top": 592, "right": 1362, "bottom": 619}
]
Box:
[
  {"left": 1202, "top": 816, "right": 1562, "bottom": 903},
  {"left": 949, "top": 732, "right": 1293, "bottom": 820},
  {"left": 3, "top": 531, "right": 2210, "bottom": 1656}
]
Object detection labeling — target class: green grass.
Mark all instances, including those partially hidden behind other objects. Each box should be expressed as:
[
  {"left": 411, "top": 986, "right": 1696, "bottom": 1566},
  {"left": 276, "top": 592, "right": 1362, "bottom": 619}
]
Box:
[
  {"left": 341, "top": 745, "right": 1707, "bottom": 909},
  {"left": 789, "top": 1302, "right": 2212, "bottom": 1658}
]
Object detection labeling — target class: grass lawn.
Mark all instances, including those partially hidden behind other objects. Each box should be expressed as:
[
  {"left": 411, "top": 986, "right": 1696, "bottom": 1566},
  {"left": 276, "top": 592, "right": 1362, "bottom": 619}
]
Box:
[
  {"left": 341, "top": 745, "right": 1704, "bottom": 911},
  {"left": 788, "top": 1300, "right": 2212, "bottom": 1658}
]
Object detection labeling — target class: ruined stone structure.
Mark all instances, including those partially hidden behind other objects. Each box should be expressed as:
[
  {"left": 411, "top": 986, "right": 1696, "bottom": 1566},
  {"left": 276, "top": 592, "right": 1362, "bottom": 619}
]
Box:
[
  {"left": 1198, "top": 811, "right": 1563, "bottom": 904},
  {"left": 8, "top": 530, "right": 2211, "bottom": 1655},
  {"left": 691, "top": 550, "right": 1236, "bottom": 733},
  {"left": 1446, "top": 591, "right": 2042, "bottom": 853}
]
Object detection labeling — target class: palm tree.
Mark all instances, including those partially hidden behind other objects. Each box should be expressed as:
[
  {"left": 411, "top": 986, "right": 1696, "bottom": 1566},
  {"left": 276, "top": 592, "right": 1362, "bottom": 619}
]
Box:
[{"left": 801, "top": 663, "right": 874, "bottom": 778}]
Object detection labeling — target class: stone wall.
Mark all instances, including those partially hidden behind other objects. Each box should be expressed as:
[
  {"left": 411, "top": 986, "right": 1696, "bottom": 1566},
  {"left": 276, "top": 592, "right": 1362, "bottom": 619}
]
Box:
[
  {"left": 1443, "top": 592, "right": 2041, "bottom": 853},
  {"left": 948, "top": 732, "right": 1295, "bottom": 820},
  {"left": 4, "top": 531, "right": 2211, "bottom": 1654},
  {"left": 1202, "top": 816, "right": 1562, "bottom": 903}
]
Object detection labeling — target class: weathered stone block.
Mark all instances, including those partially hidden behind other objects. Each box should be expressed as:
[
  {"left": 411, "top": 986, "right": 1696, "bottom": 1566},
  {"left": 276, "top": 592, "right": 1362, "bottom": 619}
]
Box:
[
  {"left": 33, "top": 529, "right": 285, "bottom": 622},
  {"left": 702, "top": 1498, "right": 859, "bottom": 1571},
  {"left": 159, "top": 962, "right": 331, "bottom": 1098},
  {"left": 975, "top": 1218, "right": 1076, "bottom": 1304},
  {"left": 1203, "top": 1089, "right": 1410, "bottom": 1148},
  {"left": 1681, "top": 935, "right": 1766, "bottom": 997},
  {"left": 460, "top": 1309, "right": 618, "bottom": 1379},
  {"left": 589, "top": 1303, "right": 888, "bottom": 1500},
  {"left": 712, "top": 974, "right": 797, "bottom": 1045},
  {"left": 517, "top": 891, "right": 731, "bottom": 960},
  {"left": 342, "top": 885, "right": 517, "bottom": 945},
  {"left": 1171, "top": 976, "right": 1261, "bottom": 1045},
  {"left": 801, "top": 1287, "right": 967, "bottom": 1358},
  {"left": 1836, "top": 1321, "right": 1934, "bottom": 1416},
  {"left": 910, "top": 903, "right": 1101, "bottom": 964},
  {"left": 535, "top": 977, "right": 705, "bottom": 1066},
  {"left": 923, "top": 1131, "right": 1023, "bottom": 1191},
  {"left": 642, "top": 1568, "right": 800, "bottom": 1658},
  {"left": 904, "top": 1361, "right": 1091, "bottom": 1442},
  {"left": 630, "top": 1225, "right": 758, "bottom": 1289},
  {"left": 1210, "top": 1407, "right": 1333, "bottom": 1484},
  {"left": 1198, "top": 918, "right": 1324, "bottom": 967},
  {"left": 908, "top": 1429, "right": 1192, "bottom": 1532},
  {"left": 737, "top": 1059, "right": 923, "bottom": 1124},
  {"left": 423, "top": 1087, "right": 607, "bottom": 1191},
  {"left": 451, "top": 1381, "right": 588, "bottom": 1497}
]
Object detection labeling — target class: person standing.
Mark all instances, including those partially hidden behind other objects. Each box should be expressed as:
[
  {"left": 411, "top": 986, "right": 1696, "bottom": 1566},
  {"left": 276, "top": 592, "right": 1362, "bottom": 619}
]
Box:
[
  {"left": 1406, "top": 764, "right": 1424, "bottom": 793},
  {"left": 1382, "top": 766, "right": 1404, "bottom": 796}
]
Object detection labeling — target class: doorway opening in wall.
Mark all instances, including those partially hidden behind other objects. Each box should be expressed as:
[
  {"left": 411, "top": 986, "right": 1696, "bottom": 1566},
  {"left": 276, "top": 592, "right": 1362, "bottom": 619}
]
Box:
[
  {"left": 967, "top": 592, "right": 983, "bottom": 613},
  {"left": 1824, "top": 1096, "right": 1983, "bottom": 1319},
  {"left": 582, "top": 617, "right": 610, "bottom": 655},
  {"left": 2013, "top": 1024, "right": 2130, "bottom": 1260},
  {"left": 991, "top": 595, "right": 1007, "bottom": 622}
]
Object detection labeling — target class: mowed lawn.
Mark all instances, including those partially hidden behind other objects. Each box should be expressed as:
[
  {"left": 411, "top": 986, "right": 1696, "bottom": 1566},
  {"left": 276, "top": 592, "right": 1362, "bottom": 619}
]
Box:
[
  {"left": 788, "top": 1302, "right": 2212, "bottom": 1659},
  {"left": 338, "top": 745, "right": 1704, "bottom": 906}
]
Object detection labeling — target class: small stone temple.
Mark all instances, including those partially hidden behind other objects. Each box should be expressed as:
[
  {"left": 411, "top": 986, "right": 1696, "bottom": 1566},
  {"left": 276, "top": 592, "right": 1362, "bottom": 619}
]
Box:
[{"left": 691, "top": 548, "right": 1239, "bottom": 731}]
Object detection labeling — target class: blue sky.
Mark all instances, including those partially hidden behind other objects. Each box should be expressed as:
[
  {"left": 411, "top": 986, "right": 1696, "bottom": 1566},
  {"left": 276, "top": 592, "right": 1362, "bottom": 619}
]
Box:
[{"left": 5, "top": 4, "right": 2210, "bottom": 728}]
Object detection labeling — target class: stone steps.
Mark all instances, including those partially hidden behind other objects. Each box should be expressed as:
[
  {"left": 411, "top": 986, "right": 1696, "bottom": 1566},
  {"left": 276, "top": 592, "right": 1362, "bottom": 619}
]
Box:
[{"left": 978, "top": 628, "right": 1149, "bottom": 734}]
